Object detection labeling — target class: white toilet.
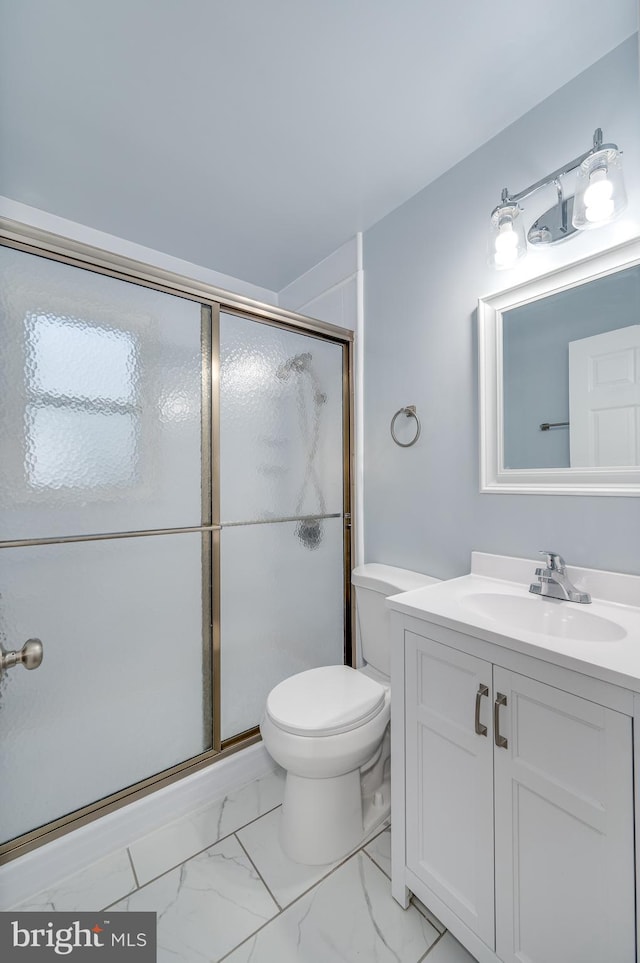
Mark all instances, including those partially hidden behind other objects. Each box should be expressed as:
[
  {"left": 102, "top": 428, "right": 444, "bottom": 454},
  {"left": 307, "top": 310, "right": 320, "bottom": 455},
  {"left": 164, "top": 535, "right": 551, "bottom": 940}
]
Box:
[{"left": 260, "top": 563, "right": 438, "bottom": 864}]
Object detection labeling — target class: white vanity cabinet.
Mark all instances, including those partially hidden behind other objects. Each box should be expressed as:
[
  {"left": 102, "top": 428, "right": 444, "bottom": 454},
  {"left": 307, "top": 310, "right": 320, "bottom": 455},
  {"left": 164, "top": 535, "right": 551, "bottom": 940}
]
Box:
[{"left": 391, "top": 617, "right": 637, "bottom": 963}]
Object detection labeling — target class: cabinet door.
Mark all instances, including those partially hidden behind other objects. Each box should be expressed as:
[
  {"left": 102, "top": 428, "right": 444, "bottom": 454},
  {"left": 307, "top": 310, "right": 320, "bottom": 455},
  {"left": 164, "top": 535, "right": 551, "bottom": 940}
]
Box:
[
  {"left": 405, "top": 632, "right": 495, "bottom": 948},
  {"left": 493, "top": 667, "right": 635, "bottom": 963}
]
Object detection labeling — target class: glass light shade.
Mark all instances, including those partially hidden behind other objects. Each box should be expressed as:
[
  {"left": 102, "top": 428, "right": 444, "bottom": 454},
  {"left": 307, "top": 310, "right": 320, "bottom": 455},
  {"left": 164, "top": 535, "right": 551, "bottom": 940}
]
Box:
[
  {"left": 488, "top": 204, "right": 527, "bottom": 269},
  {"left": 572, "top": 148, "right": 627, "bottom": 230}
]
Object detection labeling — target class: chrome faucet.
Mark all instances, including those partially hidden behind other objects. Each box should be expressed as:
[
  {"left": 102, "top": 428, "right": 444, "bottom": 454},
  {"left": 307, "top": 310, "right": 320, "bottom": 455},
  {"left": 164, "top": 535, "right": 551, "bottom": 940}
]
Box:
[{"left": 529, "top": 552, "right": 591, "bottom": 604}]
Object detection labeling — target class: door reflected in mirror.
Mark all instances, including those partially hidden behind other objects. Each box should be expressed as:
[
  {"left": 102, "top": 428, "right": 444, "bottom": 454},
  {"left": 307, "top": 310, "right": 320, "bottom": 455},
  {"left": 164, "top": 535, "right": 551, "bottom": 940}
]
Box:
[{"left": 502, "top": 265, "right": 640, "bottom": 469}]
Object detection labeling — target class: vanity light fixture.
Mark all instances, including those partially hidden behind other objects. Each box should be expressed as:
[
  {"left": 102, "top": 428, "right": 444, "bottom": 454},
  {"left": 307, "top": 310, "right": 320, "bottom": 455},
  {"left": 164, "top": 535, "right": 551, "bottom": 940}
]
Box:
[
  {"left": 488, "top": 202, "right": 527, "bottom": 269},
  {"left": 488, "top": 128, "right": 627, "bottom": 269}
]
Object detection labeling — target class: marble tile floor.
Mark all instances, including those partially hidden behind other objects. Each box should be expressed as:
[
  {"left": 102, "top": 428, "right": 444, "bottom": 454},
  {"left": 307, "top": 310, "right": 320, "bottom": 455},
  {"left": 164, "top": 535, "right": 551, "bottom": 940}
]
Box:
[{"left": 10, "top": 769, "right": 476, "bottom": 962}]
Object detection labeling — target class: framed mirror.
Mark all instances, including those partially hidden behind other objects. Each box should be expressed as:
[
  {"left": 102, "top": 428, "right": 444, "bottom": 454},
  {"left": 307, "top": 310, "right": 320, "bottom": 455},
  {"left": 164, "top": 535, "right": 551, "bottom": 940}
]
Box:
[{"left": 478, "top": 237, "right": 640, "bottom": 495}]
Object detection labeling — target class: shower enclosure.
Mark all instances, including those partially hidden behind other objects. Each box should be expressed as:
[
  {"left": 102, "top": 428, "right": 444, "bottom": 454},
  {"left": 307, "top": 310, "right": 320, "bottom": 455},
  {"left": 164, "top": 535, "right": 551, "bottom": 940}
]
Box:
[{"left": 0, "top": 231, "right": 353, "bottom": 861}]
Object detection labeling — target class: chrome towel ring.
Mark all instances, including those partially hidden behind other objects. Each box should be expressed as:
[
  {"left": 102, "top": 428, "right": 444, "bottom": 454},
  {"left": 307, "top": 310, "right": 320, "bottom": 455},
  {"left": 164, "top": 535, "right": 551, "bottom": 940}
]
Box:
[{"left": 390, "top": 405, "right": 421, "bottom": 447}]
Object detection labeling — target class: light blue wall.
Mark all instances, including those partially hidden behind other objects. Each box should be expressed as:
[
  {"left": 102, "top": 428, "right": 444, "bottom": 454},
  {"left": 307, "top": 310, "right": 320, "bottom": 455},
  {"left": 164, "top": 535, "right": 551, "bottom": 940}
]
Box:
[{"left": 363, "top": 37, "right": 640, "bottom": 578}]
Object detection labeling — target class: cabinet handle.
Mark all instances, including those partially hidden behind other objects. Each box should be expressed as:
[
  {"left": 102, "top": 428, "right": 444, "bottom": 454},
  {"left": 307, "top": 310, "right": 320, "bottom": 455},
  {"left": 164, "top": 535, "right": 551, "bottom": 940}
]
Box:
[
  {"left": 494, "top": 692, "right": 508, "bottom": 749},
  {"left": 474, "top": 684, "right": 489, "bottom": 736}
]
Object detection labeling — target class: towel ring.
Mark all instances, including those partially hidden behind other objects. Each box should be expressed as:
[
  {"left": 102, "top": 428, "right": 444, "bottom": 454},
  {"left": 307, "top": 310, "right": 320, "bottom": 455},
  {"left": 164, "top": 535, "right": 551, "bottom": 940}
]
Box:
[{"left": 390, "top": 405, "right": 421, "bottom": 447}]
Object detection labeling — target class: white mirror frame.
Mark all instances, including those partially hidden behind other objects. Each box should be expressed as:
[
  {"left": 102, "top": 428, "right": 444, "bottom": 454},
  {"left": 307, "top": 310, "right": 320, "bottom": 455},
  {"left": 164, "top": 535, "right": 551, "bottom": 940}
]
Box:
[{"left": 478, "top": 236, "right": 640, "bottom": 496}]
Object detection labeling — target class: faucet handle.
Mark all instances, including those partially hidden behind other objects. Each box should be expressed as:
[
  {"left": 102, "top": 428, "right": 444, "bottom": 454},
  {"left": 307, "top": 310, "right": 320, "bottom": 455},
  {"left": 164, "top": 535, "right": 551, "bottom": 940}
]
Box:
[{"left": 538, "top": 551, "right": 565, "bottom": 572}]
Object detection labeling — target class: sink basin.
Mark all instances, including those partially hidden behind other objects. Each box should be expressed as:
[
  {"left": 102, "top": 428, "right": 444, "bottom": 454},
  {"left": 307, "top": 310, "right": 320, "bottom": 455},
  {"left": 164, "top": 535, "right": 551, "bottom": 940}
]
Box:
[{"left": 460, "top": 592, "right": 627, "bottom": 642}]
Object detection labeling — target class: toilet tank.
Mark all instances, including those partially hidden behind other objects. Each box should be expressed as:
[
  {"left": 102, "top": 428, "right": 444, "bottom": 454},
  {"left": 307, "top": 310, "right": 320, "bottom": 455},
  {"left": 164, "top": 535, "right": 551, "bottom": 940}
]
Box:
[{"left": 351, "top": 563, "right": 439, "bottom": 678}]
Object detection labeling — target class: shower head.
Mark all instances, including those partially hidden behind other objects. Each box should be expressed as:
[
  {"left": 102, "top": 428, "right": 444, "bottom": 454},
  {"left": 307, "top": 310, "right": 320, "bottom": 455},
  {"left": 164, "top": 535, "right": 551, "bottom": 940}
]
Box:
[{"left": 276, "top": 352, "right": 312, "bottom": 381}]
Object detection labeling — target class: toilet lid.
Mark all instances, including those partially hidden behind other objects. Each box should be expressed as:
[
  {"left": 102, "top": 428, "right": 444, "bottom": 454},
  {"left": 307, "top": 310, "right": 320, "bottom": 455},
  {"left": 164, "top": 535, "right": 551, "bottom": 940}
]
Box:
[{"left": 266, "top": 665, "right": 386, "bottom": 737}]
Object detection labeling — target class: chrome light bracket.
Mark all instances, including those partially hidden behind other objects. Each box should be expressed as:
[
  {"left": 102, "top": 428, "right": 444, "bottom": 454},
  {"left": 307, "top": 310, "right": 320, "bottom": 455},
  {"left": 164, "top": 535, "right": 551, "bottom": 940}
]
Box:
[{"left": 527, "top": 180, "right": 577, "bottom": 246}]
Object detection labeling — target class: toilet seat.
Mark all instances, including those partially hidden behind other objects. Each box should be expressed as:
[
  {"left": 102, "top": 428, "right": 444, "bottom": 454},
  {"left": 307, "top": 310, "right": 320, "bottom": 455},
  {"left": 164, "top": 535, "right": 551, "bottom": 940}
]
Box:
[{"left": 266, "top": 665, "right": 386, "bottom": 738}]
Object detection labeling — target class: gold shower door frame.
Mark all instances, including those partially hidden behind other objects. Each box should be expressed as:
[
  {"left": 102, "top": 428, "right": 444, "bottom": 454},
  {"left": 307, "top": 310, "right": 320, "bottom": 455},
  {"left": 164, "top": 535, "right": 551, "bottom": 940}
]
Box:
[{"left": 0, "top": 220, "right": 355, "bottom": 863}]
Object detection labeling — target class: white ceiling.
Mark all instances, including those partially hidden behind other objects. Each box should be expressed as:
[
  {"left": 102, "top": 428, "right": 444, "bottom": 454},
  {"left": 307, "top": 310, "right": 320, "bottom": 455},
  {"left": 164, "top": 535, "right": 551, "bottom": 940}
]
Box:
[{"left": 0, "top": 0, "right": 637, "bottom": 291}]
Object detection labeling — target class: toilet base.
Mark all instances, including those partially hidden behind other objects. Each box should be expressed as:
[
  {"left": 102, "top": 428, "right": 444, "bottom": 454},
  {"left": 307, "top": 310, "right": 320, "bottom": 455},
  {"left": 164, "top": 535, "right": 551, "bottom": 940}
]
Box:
[
  {"left": 280, "top": 769, "right": 391, "bottom": 866},
  {"left": 362, "top": 775, "right": 391, "bottom": 838}
]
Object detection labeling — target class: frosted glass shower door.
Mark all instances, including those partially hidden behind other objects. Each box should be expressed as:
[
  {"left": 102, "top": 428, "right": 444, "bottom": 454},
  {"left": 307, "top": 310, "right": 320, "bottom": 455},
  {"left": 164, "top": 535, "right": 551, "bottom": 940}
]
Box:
[
  {"left": 0, "top": 246, "right": 211, "bottom": 849},
  {"left": 220, "top": 313, "right": 347, "bottom": 740},
  {"left": 0, "top": 534, "right": 206, "bottom": 844}
]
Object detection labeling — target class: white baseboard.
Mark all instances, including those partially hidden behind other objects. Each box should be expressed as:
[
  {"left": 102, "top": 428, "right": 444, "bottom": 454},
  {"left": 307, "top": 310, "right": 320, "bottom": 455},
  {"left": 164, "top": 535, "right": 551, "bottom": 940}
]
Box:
[{"left": 1, "top": 743, "right": 275, "bottom": 908}]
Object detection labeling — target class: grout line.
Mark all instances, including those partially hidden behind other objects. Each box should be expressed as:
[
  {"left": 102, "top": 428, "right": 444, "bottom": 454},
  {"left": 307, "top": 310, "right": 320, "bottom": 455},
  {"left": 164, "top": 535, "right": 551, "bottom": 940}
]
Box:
[
  {"left": 362, "top": 819, "right": 390, "bottom": 846},
  {"left": 218, "top": 829, "right": 394, "bottom": 959},
  {"left": 218, "top": 826, "right": 430, "bottom": 963},
  {"left": 411, "top": 900, "right": 446, "bottom": 935},
  {"left": 234, "top": 833, "right": 282, "bottom": 912},
  {"left": 104, "top": 803, "right": 388, "bottom": 918},
  {"left": 258, "top": 817, "right": 391, "bottom": 912},
  {"left": 419, "top": 929, "right": 447, "bottom": 960},
  {"left": 126, "top": 847, "right": 140, "bottom": 890},
  {"left": 361, "top": 846, "right": 390, "bottom": 880},
  {"left": 360, "top": 842, "right": 446, "bottom": 937},
  {"left": 100, "top": 801, "right": 442, "bottom": 962},
  {"left": 216, "top": 932, "right": 258, "bottom": 962},
  {"left": 410, "top": 895, "right": 446, "bottom": 936},
  {"left": 288, "top": 823, "right": 391, "bottom": 906},
  {"left": 360, "top": 846, "right": 446, "bottom": 937},
  {"left": 105, "top": 834, "right": 347, "bottom": 916},
  {"left": 102, "top": 801, "right": 285, "bottom": 907},
  {"left": 101, "top": 814, "right": 286, "bottom": 914},
  {"left": 78, "top": 778, "right": 381, "bottom": 915},
  {"left": 102, "top": 892, "right": 131, "bottom": 912}
]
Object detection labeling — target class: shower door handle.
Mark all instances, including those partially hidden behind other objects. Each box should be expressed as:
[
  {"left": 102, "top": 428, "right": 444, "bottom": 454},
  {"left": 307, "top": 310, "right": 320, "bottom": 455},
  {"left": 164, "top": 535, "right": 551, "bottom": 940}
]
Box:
[{"left": 0, "top": 638, "right": 44, "bottom": 680}]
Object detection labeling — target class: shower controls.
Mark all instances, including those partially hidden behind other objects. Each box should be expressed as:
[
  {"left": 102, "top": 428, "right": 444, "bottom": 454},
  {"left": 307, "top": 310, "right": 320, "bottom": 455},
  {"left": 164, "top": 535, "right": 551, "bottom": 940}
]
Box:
[{"left": 0, "top": 638, "right": 43, "bottom": 680}]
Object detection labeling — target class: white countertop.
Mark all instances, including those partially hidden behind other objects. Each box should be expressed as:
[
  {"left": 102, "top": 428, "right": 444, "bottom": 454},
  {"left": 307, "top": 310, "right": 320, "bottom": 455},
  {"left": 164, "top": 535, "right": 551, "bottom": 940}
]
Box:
[{"left": 386, "top": 552, "right": 640, "bottom": 694}]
